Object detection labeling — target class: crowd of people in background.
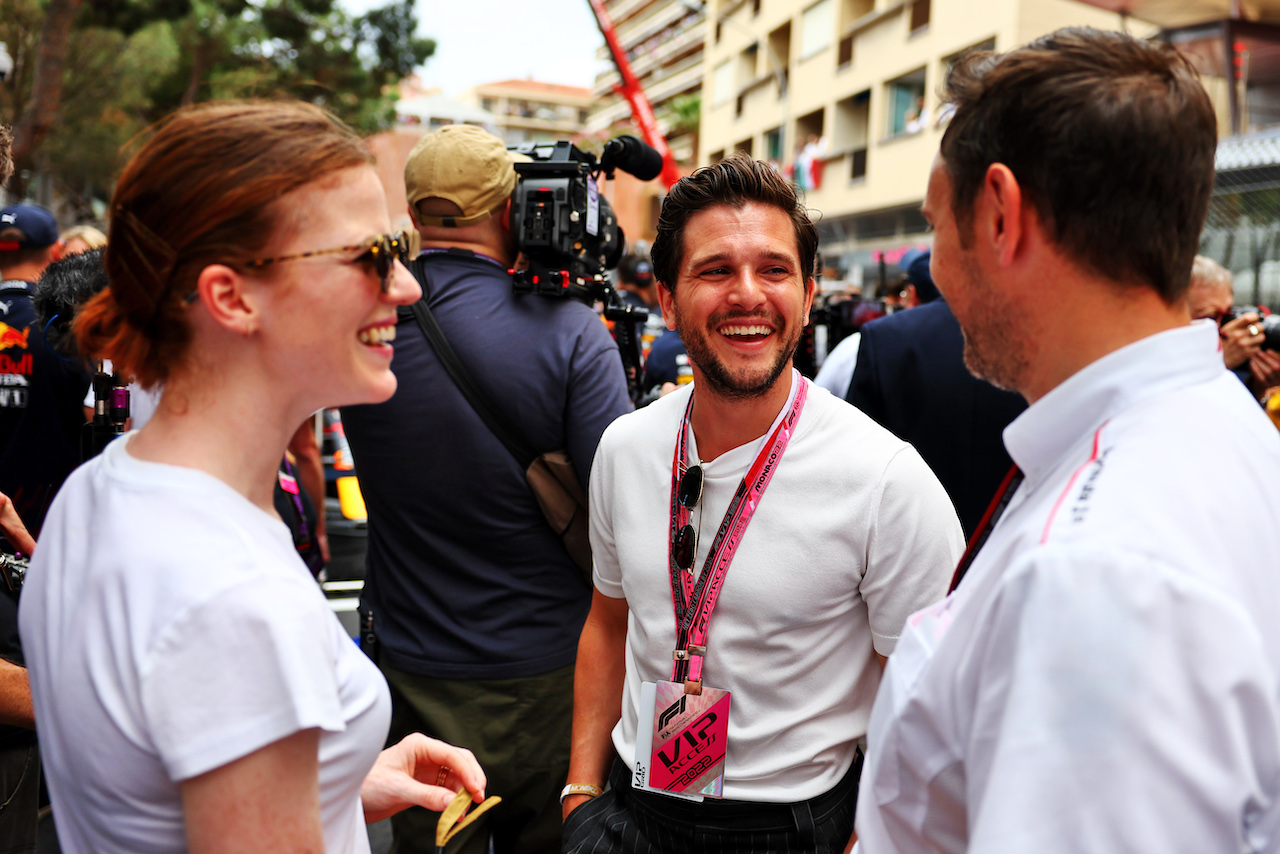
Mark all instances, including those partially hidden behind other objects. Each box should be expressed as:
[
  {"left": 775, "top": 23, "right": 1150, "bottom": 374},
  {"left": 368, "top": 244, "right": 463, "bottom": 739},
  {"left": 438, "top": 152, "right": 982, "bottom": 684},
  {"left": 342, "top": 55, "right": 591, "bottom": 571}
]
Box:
[{"left": 0, "top": 23, "right": 1276, "bottom": 854}]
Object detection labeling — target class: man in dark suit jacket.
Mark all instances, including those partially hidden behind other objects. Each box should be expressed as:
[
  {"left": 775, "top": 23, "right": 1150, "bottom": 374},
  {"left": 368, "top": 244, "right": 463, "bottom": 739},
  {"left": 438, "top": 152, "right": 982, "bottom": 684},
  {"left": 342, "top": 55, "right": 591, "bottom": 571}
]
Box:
[{"left": 846, "top": 250, "right": 1026, "bottom": 538}]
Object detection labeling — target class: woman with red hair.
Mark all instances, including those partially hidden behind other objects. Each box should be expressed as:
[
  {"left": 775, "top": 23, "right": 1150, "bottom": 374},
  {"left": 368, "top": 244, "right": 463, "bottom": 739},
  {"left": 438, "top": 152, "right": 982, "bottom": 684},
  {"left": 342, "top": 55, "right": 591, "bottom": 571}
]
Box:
[{"left": 18, "top": 101, "right": 486, "bottom": 853}]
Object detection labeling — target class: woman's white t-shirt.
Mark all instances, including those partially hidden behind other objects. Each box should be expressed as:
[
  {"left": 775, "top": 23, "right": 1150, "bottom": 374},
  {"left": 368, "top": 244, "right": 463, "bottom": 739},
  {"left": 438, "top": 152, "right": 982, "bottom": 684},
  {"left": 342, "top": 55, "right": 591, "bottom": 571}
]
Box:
[{"left": 19, "top": 434, "right": 390, "bottom": 853}]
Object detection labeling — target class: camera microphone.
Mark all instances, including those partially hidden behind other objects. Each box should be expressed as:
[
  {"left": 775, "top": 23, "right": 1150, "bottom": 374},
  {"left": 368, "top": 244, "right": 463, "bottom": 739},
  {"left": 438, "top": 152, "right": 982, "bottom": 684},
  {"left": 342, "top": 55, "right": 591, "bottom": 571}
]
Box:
[
  {"left": 601, "top": 136, "right": 664, "bottom": 182},
  {"left": 33, "top": 247, "right": 108, "bottom": 359}
]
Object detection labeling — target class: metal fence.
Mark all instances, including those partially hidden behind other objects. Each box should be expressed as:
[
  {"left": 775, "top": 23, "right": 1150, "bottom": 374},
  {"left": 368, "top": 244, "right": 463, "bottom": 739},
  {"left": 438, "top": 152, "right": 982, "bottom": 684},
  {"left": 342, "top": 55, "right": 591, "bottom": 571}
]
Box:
[{"left": 1204, "top": 156, "right": 1280, "bottom": 310}]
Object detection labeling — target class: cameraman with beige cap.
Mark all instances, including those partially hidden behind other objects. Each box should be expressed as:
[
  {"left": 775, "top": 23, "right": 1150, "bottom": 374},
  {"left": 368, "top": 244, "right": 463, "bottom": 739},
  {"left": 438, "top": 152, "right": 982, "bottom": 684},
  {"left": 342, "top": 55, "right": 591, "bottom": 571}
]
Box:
[{"left": 340, "top": 124, "right": 631, "bottom": 854}]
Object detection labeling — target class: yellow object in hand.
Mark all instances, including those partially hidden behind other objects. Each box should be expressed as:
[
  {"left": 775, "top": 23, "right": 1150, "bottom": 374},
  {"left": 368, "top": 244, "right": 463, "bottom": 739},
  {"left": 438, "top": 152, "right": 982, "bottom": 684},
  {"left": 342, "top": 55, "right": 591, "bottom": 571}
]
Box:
[{"left": 435, "top": 789, "right": 503, "bottom": 850}]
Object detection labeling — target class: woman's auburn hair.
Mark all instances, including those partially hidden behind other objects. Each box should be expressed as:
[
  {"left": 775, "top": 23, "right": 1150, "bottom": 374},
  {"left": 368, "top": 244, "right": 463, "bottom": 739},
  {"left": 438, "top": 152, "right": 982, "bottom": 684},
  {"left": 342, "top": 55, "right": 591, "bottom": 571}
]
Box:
[{"left": 75, "top": 100, "right": 372, "bottom": 390}]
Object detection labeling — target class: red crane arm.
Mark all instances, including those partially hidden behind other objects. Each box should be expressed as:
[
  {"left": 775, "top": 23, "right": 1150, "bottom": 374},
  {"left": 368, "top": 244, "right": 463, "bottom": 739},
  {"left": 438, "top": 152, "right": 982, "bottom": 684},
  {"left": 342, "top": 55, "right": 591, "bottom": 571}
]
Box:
[{"left": 586, "top": 0, "right": 683, "bottom": 189}]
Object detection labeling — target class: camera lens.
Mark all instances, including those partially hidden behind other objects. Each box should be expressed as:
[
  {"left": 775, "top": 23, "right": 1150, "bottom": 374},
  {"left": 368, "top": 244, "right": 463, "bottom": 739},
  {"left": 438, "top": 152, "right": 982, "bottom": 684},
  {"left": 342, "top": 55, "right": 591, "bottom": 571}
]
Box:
[{"left": 1261, "top": 315, "right": 1280, "bottom": 352}]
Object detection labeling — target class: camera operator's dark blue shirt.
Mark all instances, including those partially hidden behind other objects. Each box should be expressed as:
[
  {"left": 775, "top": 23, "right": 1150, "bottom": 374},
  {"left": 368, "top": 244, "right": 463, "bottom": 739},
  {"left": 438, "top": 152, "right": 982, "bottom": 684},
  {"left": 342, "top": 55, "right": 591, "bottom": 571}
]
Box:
[{"left": 341, "top": 251, "right": 631, "bottom": 680}]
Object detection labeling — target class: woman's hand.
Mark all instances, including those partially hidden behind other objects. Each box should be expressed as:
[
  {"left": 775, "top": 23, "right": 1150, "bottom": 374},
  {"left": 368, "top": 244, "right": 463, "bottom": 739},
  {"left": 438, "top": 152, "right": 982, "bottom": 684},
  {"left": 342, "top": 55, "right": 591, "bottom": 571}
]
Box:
[{"left": 361, "top": 733, "right": 487, "bottom": 824}]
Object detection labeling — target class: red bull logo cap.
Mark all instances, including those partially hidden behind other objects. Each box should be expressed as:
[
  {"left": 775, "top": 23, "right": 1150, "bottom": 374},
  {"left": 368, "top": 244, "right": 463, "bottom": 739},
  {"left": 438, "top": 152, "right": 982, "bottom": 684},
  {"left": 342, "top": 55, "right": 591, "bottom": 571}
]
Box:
[{"left": 0, "top": 205, "right": 58, "bottom": 252}]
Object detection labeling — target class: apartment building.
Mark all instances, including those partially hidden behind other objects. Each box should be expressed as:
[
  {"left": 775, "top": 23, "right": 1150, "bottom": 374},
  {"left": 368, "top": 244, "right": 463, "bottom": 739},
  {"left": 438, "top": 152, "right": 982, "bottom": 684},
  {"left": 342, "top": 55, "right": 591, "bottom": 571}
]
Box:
[
  {"left": 584, "top": 0, "right": 706, "bottom": 244},
  {"left": 699, "top": 0, "right": 1127, "bottom": 278},
  {"left": 588, "top": 0, "right": 706, "bottom": 163},
  {"left": 458, "top": 79, "right": 595, "bottom": 146}
]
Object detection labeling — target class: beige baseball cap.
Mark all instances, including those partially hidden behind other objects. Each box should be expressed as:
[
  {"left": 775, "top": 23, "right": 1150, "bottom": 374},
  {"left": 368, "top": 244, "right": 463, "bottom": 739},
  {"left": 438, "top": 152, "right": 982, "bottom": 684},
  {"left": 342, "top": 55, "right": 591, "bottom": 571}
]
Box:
[{"left": 404, "top": 125, "right": 528, "bottom": 228}]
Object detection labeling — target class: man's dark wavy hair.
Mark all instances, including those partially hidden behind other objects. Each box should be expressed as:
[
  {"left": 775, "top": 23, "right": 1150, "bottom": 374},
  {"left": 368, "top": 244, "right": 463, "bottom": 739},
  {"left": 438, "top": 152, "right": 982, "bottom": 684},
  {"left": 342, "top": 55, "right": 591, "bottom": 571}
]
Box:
[
  {"left": 650, "top": 153, "right": 818, "bottom": 291},
  {"left": 939, "top": 27, "right": 1217, "bottom": 303}
]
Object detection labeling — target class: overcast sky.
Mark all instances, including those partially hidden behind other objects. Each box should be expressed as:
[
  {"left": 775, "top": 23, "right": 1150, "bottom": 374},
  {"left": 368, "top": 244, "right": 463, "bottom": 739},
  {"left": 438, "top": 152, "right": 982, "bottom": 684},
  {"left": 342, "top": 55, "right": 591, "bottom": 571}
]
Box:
[{"left": 338, "top": 0, "right": 608, "bottom": 95}]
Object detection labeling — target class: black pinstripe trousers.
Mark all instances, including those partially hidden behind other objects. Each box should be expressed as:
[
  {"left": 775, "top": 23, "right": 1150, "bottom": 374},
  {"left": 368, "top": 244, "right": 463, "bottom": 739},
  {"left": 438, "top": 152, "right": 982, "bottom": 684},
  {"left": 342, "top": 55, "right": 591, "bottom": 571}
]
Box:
[{"left": 562, "top": 754, "right": 860, "bottom": 854}]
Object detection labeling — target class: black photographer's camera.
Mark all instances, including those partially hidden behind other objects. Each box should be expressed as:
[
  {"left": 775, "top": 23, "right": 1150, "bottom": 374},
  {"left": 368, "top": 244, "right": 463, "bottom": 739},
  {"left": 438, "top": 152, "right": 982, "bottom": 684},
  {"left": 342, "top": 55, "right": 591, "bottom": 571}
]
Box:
[
  {"left": 1220, "top": 306, "right": 1280, "bottom": 351},
  {"left": 0, "top": 552, "right": 28, "bottom": 600}
]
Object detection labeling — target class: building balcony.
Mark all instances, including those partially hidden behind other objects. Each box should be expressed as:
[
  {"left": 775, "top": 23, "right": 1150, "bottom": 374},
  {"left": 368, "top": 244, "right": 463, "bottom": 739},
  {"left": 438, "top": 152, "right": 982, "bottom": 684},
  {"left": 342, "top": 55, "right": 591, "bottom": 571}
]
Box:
[
  {"left": 494, "top": 115, "right": 587, "bottom": 134},
  {"left": 587, "top": 96, "right": 628, "bottom": 132},
  {"left": 644, "top": 53, "right": 703, "bottom": 96},
  {"left": 595, "top": 0, "right": 691, "bottom": 63},
  {"left": 616, "top": 0, "right": 699, "bottom": 51},
  {"left": 590, "top": 60, "right": 701, "bottom": 127},
  {"left": 607, "top": 0, "right": 660, "bottom": 29},
  {"left": 594, "top": 48, "right": 703, "bottom": 99},
  {"left": 630, "top": 14, "right": 706, "bottom": 79},
  {"left": 594, "top": 22, "right": 704, "bottom": 96}
]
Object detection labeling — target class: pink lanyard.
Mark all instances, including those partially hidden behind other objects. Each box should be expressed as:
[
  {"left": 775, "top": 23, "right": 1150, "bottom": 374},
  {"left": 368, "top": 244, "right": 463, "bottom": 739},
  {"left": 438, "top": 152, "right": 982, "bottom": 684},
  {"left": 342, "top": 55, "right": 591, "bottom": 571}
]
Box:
[{"left": 667, "top": 378, "right": 809, "bottom": 693}]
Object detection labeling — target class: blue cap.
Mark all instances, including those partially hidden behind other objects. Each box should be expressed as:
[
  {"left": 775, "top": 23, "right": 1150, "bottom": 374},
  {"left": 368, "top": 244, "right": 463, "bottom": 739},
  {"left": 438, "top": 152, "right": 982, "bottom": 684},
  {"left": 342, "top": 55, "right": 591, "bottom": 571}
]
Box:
[
  {"left": 900, "top": 248, "right": 939, "bottom": 304},
  {"left": 0, "top": 205, "right": 58, "bottom": 251},
  {"left": 633, "top": 259, "right": 653, "bottom": 284}
]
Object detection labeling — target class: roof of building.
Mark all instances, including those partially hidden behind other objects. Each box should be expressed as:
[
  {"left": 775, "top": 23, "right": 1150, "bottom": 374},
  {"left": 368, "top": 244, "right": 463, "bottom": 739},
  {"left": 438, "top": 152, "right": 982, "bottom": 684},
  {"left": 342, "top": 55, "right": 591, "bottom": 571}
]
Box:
[
  {"left": 473, "top": 79, "right": 594, "bottom": 99},
  {"left": 1217, "top": 125, "right": 1280, "bottom": 171}
]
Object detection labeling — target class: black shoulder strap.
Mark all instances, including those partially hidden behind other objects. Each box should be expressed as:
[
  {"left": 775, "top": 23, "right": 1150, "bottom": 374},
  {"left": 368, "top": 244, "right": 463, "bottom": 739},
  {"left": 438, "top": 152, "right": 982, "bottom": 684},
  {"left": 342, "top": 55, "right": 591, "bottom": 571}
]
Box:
[{"left": 407, "top": 255, "right": 538, "bottom": 470}]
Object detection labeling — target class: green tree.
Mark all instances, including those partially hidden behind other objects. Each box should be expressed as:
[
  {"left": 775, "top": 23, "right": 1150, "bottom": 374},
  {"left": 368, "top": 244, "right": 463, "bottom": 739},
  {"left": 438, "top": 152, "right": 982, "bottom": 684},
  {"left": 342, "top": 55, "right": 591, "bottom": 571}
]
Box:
[
  {"left": 666, "top": 93, "right": 700, "bottom": 137},
  {"left": 34, "top": 17, "right": 183, "bottom": 213},
  {"left": 663, "top": 94, "right": 700, "bottom": 165},
  {"left": 3, "top": 0, "right": 85, "bottom": 188},
  {"left": 1, "top": 0, "right": 434, "bottom": 203}
]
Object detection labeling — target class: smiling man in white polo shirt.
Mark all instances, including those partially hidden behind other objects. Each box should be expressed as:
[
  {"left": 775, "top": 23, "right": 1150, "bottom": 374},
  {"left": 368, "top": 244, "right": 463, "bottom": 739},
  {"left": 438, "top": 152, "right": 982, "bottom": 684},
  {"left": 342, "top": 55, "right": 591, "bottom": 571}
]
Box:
[{"left": 855, "top": 27, "right": 1280, "bottom": 853}]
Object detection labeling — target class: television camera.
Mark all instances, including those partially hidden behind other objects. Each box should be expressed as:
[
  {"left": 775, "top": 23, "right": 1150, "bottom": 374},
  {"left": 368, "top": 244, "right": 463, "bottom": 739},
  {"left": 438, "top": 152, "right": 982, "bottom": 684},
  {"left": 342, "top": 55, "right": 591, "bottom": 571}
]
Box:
[{"left": 507, "top": 136, "right": 664, "bottom": 402}]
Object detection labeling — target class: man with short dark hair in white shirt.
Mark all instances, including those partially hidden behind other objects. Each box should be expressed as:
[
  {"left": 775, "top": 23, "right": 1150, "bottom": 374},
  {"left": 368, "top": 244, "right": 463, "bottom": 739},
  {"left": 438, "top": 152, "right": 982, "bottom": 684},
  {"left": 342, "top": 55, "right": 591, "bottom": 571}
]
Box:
[
  {"left": 561, "top": 154, "right": 962, "bottom": 854},
  {"left": 855, "top": 27, "right": 1280, "bottom": 853}
]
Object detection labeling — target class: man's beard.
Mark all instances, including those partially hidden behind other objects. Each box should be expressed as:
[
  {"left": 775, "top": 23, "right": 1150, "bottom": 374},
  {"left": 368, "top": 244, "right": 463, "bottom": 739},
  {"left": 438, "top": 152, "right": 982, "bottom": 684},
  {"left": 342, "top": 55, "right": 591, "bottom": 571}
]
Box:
[
  {"left": 674, "top": 304, "right": 799, "bottom": 400},
  {"left": 953, "top": 257, "right": 1032, "bottom": 393},
  {"left": 961, "top": 324, "right": 1029, "bottom": 393}
]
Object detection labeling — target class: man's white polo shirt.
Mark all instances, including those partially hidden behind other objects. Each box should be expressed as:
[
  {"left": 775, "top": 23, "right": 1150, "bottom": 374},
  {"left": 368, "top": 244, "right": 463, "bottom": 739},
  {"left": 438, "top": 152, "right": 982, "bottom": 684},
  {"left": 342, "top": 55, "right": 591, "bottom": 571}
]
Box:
[{"left": 856, "top": 321, "right": 1280, "bottom": 853}]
